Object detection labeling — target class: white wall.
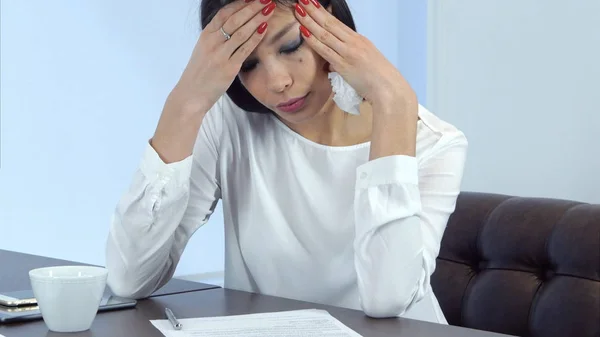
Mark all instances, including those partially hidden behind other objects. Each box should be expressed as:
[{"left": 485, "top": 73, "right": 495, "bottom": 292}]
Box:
[
  {"left": 0, "top": 0, "right": 224, "bottom": 275},
  {"left": 346, "top": 0, "right": 428, "bottom": 104},
  {"left": 428, "top": 0, "right": 600, "bottom": 203},
  {"left": 0, "top": 0, "right": 426, "bottom": 279}
]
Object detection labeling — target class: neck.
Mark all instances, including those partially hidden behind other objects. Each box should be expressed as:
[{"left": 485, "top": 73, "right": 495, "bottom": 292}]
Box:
[{"left": 280, "top": 92, "right": 373, "bottom": 147}]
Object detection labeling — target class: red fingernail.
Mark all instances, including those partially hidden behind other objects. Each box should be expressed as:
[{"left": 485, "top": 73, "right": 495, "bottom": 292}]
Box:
[
  {"left": 300, "top": 0, "right": 310, "bottom": 5},
  {"left": 260, "top": 0, "right": 271, "bottom": 4},
  {"left": 262, "top": 2, "right": 276, "bottom": 15},
  {"left": 300, "top": 25, "right": 311, "bottom": 38},
  {"left": 295, "top": 4, "right": 306, "bottom": 17},
  {"left": 310, "top": 0, "right": 321, "bottom": 8},
  {"left": 257, "top": 22, "right": 268, "bottom": 34}
]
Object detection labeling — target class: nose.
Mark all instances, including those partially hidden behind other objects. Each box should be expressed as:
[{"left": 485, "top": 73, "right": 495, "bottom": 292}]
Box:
[{"left": 265, "top": 62, "right": 292, "bottom": 93}]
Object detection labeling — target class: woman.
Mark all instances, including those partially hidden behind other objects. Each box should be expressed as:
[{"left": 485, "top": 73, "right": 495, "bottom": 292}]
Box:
[{"left": 106, "top": 0, "right": 468, "bottom": 324}]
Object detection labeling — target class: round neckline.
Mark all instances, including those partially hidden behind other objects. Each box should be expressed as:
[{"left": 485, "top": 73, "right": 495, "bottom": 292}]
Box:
[{"left": 269, "top": 113, "right": 371, "bottom": 151}]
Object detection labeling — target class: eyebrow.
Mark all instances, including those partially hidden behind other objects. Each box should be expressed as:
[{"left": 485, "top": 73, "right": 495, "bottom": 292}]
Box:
[{"left": 267, "top": 22, "right": 297, "bottom": 46}]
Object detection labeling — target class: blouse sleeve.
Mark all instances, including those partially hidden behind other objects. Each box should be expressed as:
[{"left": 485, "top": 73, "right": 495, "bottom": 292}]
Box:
[
  {"left": 353, "top": 130, "right": 468, "bottom": 318},
  {"left": 105, "top": 99, "right": 224, "bottom": 299}
]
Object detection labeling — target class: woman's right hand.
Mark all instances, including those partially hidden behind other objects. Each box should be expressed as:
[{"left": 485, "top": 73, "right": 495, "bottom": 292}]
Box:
[
  {"left": 152, "top": 0, "right": 275, "bottom": 163},
  {"left": 167, "top": 0, "right": 275, "bottom": 116}
]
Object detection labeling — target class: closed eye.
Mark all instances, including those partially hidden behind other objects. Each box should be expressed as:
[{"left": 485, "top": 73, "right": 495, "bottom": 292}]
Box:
[
  {"left": 281, "top": 35, "right": 304, "bottom": 54},
  {"left": 240, "top": 34, "right": 305, "bottom": 73},
  {"left": 240, "top": 60, "right": 258, "bottom": 73}
]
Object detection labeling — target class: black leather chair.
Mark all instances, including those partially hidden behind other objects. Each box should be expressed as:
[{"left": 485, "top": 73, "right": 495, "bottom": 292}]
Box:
[{"left": 431, "top": 192, "right": 600, "bottom": 337}]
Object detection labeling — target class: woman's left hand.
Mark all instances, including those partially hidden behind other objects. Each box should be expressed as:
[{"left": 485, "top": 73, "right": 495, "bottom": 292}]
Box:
[{"left": 294, "top": 0, "right": 417, "bottom": 108}]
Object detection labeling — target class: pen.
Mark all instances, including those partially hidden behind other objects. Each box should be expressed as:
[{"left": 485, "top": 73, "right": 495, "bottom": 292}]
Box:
[{"left": 165, "top": 307, "right": 183, "bottom": 330}]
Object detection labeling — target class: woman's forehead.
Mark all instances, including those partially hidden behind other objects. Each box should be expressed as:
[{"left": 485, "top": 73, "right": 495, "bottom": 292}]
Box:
[
  {"left": 259, "top": 7, "right": 300, "bottom": 43},
  {"left": 269, "top": 4, "right": 296, "bottom": 23},
  {"left": 246, "top": 5, "right": 300, "bottom": 56}
]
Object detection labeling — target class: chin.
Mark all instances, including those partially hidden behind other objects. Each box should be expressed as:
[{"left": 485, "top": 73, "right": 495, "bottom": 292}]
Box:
[
  {"left": 280, "top": 110, "right": 319, "bottom": 125},
  {"left": 276, "top": 106, "right": 321, "bottom": 126}
]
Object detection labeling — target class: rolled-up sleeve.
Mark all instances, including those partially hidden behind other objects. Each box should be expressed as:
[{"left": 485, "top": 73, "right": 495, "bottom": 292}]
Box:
[{"left": 353, "top": 132, "right": 468, "bottom": 318}]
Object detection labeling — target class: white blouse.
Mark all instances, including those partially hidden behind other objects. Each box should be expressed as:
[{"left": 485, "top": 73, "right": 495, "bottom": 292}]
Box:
[{"left": 105, "top": 95, "right": 468, "bottom": 324}]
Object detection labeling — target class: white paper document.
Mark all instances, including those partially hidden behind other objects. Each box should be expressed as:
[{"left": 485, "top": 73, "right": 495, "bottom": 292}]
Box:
[{"left": 150, "top": 309, "right": 363, "bottom": 337}]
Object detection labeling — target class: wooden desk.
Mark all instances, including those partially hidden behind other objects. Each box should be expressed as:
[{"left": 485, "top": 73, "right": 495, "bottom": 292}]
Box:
[
  {"left": 0, "top": 249, "right": 219, "bottom": 297},
  {"left": 0, "top": 288, "right": 515, "bottom": 337}
]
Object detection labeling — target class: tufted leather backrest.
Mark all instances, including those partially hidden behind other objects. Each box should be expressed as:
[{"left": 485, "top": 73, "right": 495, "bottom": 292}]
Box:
[{"left": 431, "top": 192, "right": 600, "bottom": 337}]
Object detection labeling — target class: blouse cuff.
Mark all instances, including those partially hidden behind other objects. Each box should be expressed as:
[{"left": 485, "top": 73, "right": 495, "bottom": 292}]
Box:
[
  {"left": 139, "top": 141, "right": 193, "bottom": 187},
  {"left": 356, "top": 155, "right": 419, "bottom": 190}
]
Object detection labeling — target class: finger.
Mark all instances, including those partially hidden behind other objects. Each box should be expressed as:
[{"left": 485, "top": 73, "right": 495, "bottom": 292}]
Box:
[
  {"left": 230, "top": 22, "right": 269, "bottom": 65},
  {"left": 297, "top": 0, "right": 354, "bottom": 42},
  {"left": 204, "top": 0, "right": 256, "bottom": 33},
  {"left": 221, "top": 0, "right": 274, "bottom": 39},
  {"left": 223, "top": 3, "right": 274, "bottom": 57},
  {"left": 299, "top": 25, "right": 345, "bottom": 69},
  {"left": 294, "top": 3, "right": 347, "bottom": 56}
]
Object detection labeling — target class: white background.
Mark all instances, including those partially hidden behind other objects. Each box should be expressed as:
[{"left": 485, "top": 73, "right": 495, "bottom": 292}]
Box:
[
  {"left": 427, "top": 0, "right": 599, "bottom": 204},
  {"left": 0, "top": 0, "right": 427, "bottom": 278}
]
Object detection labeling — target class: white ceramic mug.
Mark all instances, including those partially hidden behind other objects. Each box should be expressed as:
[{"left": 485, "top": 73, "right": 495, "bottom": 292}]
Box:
[{"left": 29, "top": 266, "right": 108, "bottom": 332}]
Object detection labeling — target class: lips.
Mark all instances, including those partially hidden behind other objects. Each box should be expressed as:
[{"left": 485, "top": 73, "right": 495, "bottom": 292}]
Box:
[
  {"left": 276, "top": 94, "right": 309, "bottom": 113},
  {"left": 277, "top": 95, "right": 306, "bottom": 108}
]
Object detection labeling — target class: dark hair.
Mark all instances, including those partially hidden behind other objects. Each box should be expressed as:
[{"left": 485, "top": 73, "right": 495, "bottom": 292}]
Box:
[{"left": 199, "top": 0, "right": 356, "bottom": 114}]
